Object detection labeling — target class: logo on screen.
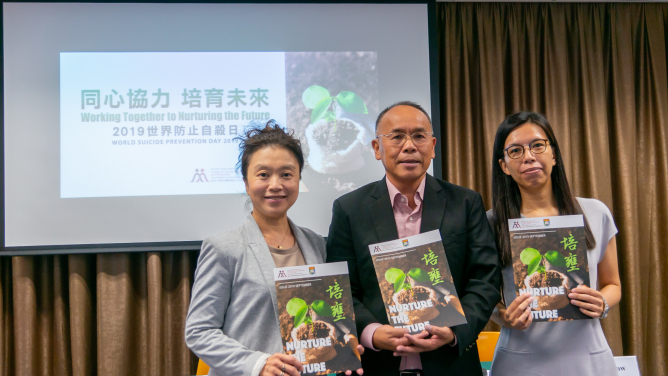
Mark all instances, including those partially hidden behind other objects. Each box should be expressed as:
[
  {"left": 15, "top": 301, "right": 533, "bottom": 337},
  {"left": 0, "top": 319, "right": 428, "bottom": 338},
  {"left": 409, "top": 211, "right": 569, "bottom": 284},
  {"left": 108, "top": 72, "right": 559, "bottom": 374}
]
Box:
[
  {"left": 309, "top": 267, "right": 315, "bottom": 275},
  {"left": 191, "top": 169, "right": 209, "bottom": 182}
]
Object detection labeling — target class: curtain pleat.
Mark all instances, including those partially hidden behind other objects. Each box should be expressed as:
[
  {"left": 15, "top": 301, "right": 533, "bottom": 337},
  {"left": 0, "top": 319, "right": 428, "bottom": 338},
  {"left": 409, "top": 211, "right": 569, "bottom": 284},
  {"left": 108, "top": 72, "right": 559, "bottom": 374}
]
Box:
[
  {"left": 604, "top": 4, "right": 641, "bottom": 365},
  {"left": 439, "top": 3, "right": 668, "bottom": 375},
  {"left": 0, "top": 253, "right": 198, "bottom": 376},
  {"left": 0, "top": 257, "right": 15, "bottom": 376},
  {"left": 635, "top": 6, "right": 668, "bottom": 373},
  {"left": 54, "top": 256, "right": 73, "bottom": 376}
]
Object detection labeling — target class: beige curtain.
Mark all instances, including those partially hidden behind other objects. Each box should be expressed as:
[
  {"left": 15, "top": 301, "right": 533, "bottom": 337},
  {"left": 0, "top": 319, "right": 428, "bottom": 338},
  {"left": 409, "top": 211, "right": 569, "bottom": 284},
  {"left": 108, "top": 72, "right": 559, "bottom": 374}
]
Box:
[
  {"left": 0, "top": 252, "right": 199, "bottom": 376},
  {"left": 439, "top": 3, "right": 668, "bottom": 375}
]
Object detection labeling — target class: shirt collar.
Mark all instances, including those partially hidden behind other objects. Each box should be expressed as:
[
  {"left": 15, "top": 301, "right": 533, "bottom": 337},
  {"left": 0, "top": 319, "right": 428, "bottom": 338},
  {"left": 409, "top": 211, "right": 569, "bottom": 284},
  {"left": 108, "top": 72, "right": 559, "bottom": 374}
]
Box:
[{"left": 386, "top": 175, "right": 427, "bottom": 208}]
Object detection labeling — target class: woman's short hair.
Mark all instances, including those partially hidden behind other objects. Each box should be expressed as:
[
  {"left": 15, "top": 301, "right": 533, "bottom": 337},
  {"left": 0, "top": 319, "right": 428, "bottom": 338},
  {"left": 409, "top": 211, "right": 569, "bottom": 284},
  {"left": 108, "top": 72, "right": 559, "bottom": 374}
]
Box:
[
  {"left": 491, "top": 111, "right": 596, "bottom": 267},
  {"left": 236, "top": 120, "right": 304, "bottom": 181}
]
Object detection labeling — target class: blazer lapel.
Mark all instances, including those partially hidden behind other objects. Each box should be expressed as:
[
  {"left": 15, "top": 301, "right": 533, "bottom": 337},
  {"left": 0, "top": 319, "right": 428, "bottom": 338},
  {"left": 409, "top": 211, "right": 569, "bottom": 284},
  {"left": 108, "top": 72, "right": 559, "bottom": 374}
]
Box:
[
  {"left": 244, "top": 215, "right": 281, "bottom": 326},
  {"left": 368, "top": 177, "right": 399, "bottom": 242},
  {"left": 289, "top": 218, "right": 322, "bottom": 265},
  {"left": 420, "top": 175, "right": 446, "bottom": 233}
]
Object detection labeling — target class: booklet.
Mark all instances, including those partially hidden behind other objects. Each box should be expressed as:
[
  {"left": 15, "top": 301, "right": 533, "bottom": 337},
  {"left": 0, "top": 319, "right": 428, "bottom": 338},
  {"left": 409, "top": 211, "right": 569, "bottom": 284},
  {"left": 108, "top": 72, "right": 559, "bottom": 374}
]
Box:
[
  {"left": 367, "top": 230, "right": 467, "bottom": 334},
  {"left": 274, "top": 262, "right": 362, "bottom": 375},
  {"left": 508, "top": 215, "right": 591, "bottom": 321}
]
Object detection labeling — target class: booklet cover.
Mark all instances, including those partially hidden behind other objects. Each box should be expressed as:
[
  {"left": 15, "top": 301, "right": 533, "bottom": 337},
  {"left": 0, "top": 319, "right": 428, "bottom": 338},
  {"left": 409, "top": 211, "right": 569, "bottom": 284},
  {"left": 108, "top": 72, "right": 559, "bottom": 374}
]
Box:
[
  {"left": 508, "top": 215, "right": 591, "bottom": 322},
  {"left": 274, "top": 262, "right": 361, "bottom": 375},
  {"left": 367, "top": 230, "right": 467, "bottom": 334}
]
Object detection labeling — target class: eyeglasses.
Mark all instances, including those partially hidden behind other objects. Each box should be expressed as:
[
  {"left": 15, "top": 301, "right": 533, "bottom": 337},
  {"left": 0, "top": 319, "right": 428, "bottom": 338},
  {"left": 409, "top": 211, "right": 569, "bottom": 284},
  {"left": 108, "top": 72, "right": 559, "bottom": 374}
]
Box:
[
  {"left": 376, "top": 131, "right": 434, "bottom": 146},
  {"left": 503, "top": 139, "right": 550, "bottom": 159}
]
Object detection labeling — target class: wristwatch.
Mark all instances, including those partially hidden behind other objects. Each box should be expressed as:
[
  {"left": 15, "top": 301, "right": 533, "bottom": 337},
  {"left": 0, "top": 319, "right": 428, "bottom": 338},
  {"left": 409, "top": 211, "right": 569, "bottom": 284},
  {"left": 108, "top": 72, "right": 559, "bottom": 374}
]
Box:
[{"left": 600, "top": 296, "right": 609, "bottom": 319}]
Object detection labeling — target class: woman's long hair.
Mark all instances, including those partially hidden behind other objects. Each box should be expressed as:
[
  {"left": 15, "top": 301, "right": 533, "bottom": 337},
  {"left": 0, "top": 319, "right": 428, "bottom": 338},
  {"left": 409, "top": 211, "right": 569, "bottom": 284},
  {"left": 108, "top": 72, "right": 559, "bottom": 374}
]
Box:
[{"left": 491, "top": 112, "right": 596, "bottom": 267}]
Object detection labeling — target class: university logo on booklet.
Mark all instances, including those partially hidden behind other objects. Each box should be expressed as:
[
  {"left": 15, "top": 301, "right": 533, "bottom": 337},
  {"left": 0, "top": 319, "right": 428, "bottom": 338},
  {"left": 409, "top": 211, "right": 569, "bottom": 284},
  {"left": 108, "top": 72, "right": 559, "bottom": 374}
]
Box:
[
  {"left": 512, "top": 221, "right": 521, "bottom": 229},
  {"left": 544, "top": 219, "right": 550, "bottom": 227},
  {"left": 402, "top": 239, "right": 409, "bottom": 247},
  {"left": 373, "top": 245, "right": 382, "bottom": 253},
  {"left": 309, "top": 267, "right": 316, "bottom": 275},
  {"left": 278, "top": 270, "right": 287, "bottom": 278}
]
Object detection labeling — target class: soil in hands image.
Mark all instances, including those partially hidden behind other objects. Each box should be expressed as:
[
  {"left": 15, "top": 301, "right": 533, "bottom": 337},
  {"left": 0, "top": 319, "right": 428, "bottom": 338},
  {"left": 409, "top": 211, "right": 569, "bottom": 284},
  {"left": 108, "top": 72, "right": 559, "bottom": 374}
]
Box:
[
  {"left": 525, "top": 269, "right": 570, "bottom": 311},
  {"left": 393, "top": 285, "right": 442, "bottom": 323},
  {"left": 395, "top": 286, "right": 432, "bottom": 304},
  {"left": 529, "top": 270, "right": 564, "bottom": 289},
  {"left": 296, "top": 321, "right": 332, "bottom": 340},
  {"left": 312, "top": 119, "right": 359, "bottom": 152},
  {"left": 291, "top": 320, "right": 337, "bottom": 365}
]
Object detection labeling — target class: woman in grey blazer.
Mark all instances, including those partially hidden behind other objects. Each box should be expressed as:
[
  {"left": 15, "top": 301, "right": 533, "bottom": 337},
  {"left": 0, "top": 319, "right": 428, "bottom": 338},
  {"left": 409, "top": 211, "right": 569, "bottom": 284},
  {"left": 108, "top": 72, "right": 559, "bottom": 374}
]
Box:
[{"left": 185, "top": 121, "right": 363, "bottom": 376}]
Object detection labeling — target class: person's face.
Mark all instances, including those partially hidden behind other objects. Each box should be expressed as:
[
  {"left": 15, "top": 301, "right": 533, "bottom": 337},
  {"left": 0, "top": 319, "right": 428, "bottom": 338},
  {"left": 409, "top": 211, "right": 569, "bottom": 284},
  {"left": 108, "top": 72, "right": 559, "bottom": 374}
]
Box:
[
  {"left": 371, "top": 105, "right": 436, "bottom": 185},
  {"left": 498, "top": 123, "right": 556, "bottom": 190},
  {"left": 244, "top": 146, "right": 300, "bottom": 221}
]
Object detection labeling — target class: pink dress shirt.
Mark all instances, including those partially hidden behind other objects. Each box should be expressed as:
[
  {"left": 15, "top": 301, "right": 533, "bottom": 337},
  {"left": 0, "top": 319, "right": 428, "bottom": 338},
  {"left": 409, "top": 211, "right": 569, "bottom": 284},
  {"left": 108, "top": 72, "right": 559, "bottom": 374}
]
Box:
[{"left": 360, "top": 177, "right": 425, "bottom": 370}]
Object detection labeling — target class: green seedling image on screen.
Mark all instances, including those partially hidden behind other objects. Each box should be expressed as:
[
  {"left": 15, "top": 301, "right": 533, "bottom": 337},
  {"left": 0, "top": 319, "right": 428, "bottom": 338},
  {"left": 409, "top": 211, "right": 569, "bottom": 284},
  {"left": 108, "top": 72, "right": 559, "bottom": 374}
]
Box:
[{"left": 301, "top": 85, "right": 368, "bottom": 125}]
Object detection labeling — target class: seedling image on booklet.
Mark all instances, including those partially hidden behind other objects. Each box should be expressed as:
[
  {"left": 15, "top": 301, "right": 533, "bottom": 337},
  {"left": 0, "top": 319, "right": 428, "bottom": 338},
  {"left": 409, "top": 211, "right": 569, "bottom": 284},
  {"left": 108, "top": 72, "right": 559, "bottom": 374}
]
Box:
[
  {"left": 368, "top": 230, "right": 467, "bottom": 334},
  {"left": 274, "top": 262, "right": 361, "bottom": 375},
  {"left": 509, "top": 215, "right": 591, "bottom": 322}
]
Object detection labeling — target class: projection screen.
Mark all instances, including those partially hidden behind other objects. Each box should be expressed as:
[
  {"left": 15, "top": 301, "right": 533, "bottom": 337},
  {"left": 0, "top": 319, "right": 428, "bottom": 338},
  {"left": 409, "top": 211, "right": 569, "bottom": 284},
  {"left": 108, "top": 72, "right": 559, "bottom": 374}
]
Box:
[{"left": 2, "top": 2, "right": 439, "bottom": 254}]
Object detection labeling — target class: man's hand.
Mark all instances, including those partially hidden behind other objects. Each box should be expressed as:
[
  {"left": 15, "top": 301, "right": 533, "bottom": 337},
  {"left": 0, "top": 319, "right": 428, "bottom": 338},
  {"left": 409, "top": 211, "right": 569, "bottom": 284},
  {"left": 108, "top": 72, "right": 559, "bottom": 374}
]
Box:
[
  {"left": 372, "top": 325, "right": 411, "bottom": 351},
  {"left": 393, "top": 325, "right": 455, "bottom": 356}
]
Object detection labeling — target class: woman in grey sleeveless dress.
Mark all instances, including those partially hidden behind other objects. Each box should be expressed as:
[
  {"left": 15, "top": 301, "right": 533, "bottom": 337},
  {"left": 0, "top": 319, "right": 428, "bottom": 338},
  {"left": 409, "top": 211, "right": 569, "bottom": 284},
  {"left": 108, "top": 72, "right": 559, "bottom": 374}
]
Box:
[{"left": 486, "top": 112, "right": 622, "bottom": 376}]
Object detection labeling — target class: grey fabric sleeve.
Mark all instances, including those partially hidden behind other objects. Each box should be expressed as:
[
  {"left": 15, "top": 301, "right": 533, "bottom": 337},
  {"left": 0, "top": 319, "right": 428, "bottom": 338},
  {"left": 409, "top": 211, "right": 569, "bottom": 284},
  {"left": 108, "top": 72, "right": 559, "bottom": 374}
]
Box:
[{"left": 185, "top": 239, "right": 268, "bottom": 376}]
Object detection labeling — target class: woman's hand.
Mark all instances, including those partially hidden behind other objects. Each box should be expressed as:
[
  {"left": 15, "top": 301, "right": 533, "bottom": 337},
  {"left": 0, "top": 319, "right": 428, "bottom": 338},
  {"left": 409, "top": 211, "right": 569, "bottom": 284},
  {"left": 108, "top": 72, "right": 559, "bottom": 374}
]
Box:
[
  {"left": 260, "top": 353, "right": 303, "bottom": 376},
  {"left": 500, "top": 293, "right": 533, "bottom": 330},
  {"left": 569, "top": 285, "right": 605, "bottom": 317},
  {"left": 343, "top": 345, "right": 365, "bottom": 375}
]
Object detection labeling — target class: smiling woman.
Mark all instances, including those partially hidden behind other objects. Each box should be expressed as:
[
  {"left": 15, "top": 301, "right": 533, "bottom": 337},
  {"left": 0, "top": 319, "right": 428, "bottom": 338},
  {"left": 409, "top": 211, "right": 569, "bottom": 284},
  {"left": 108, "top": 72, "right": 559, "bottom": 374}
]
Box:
[
  {"left": 185, "top": 120, "right": 364, "bottom": 376},
  {"left": 246, "top": 145, "right": 300, "bottom": 234},
  {"left": 238, "top": 122, "right": 305, "bottom": 249}
]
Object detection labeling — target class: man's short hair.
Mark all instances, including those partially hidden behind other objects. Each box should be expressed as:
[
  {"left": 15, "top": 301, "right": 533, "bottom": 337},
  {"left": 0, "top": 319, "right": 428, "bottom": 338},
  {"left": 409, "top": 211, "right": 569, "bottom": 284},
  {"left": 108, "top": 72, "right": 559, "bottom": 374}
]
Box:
[{"left": 375, "top": 101, "right": 432, "bottom": 132}]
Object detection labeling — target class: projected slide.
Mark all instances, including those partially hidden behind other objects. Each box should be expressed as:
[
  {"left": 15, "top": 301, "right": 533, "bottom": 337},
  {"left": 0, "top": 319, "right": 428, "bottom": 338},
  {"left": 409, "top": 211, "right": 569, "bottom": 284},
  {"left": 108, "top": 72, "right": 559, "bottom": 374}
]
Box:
[
  {"left": 60, "top": 52, "right": 379, "bottom": 198},
  {"left": 5, "top": 2, "right": 430, "bottom": 248}
]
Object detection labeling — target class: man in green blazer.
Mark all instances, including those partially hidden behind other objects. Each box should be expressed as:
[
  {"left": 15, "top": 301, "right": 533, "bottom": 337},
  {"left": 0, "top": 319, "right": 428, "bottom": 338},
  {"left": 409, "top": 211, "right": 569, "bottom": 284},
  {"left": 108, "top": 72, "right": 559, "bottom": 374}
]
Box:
[{"left": 326, "top": 101, "right": 501, "bottom": 376}]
